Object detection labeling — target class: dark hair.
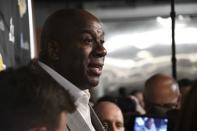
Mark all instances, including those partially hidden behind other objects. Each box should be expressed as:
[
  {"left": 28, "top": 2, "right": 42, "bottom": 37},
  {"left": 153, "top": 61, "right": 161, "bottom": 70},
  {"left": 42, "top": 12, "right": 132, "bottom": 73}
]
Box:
[
  {"left": 130, "top": 89, "right": 143, "bottom": 96},
  {"left": 175, "top": 79, "right": 197, "bottom": 131},
  {"left": 96, "top": 95, "right": 137, "bottom": 112},
  {"left": 178, "top": 78, "right": 193, "bottom": 89},
  {"left": 97, "top": 95, "right": 117, "bottom": 104},
  {"left": 116, "top": 97, "right": 137, "bottom": 113},
  {"left": 0, "top": 64, "right": 76, "bottom": 131}
]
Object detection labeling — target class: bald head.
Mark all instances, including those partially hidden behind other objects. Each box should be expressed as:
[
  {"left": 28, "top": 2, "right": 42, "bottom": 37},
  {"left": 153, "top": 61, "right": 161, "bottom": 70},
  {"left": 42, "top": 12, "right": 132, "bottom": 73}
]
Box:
[
  {"left": 144, "top": 74, "right": 180, "bottom": 113},
  {"left": 40, "top": 9, "right": 101, "bottom": 59},
  {"left": 94, "top": 101, "right": 125, "bottom": 131}
]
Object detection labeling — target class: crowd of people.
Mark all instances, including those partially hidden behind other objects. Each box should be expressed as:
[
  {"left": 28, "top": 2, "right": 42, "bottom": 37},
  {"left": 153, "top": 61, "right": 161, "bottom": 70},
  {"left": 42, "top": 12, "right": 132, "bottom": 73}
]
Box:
[{"left": 0, "top": 8, "right": 196, "bottom": 131}]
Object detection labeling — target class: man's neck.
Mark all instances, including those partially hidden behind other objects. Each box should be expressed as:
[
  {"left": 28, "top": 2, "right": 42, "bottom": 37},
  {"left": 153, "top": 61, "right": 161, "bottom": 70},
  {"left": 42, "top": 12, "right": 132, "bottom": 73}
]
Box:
[{"left": 38, "top": 61, "right": 85, "bottom": 102}]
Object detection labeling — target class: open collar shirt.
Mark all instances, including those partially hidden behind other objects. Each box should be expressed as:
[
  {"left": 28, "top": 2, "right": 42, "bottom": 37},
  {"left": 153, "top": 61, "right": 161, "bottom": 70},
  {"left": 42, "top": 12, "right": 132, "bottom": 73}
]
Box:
[{"left": 38, "top": 61, "right": 95, "bottom": 131}]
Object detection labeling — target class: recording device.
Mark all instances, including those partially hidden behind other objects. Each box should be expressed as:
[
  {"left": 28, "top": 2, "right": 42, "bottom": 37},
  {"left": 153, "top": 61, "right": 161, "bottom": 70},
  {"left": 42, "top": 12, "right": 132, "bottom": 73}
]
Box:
[{"left": 133, "top": 115, "right": 168, "bottom": 131}]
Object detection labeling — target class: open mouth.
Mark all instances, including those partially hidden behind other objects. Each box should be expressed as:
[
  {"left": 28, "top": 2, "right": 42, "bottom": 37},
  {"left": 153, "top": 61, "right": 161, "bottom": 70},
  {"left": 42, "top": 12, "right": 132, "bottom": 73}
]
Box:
[{"left": 87, "top": 63, "right": 103, "bottom": 76}]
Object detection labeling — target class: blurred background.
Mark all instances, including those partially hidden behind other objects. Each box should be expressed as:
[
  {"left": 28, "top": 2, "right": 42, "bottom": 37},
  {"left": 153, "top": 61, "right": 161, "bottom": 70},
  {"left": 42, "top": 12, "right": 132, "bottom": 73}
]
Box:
[{"left": 1, "top": 0, "right": 197, "bottom": 99}]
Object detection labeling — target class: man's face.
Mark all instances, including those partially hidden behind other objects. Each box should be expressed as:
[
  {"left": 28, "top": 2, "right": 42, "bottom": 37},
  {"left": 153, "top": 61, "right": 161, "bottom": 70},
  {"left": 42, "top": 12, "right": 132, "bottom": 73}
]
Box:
[
  {"left": 95, "top": 102, "right": 125, "bottom": 131},
  {"left": 59, "top": 19, "right": 107, "bottom": 90}
]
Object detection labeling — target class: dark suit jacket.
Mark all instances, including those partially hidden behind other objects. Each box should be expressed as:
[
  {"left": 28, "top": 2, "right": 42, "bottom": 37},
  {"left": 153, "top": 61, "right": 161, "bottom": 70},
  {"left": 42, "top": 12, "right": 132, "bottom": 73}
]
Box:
[
  {"left": 34, "top": 61, "right": 105, "bottom": 131},
  {"left": 66, "top": 105, "right": 105, "bottom": 131}
]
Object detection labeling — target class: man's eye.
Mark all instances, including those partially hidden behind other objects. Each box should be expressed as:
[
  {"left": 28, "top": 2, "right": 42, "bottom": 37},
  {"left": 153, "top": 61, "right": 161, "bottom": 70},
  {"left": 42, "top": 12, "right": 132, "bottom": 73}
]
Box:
[
  {"left": 84, "top": 38, "right": 94, "bottom": 44},
  {"left": 116, "top": 122, "right": 124, "bottom": 128},
  {"left": 81, "top": 37, "right": 95, "bottom": 46}
]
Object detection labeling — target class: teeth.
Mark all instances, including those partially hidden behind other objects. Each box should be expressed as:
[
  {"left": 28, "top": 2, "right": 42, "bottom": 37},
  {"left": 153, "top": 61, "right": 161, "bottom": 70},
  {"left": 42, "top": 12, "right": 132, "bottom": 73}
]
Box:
[
  {"left": 88, "top": 67, "right": 102, "bottom": 75},
  {"left": 91, "top": 67, "right": 99, "bottom": 71}
]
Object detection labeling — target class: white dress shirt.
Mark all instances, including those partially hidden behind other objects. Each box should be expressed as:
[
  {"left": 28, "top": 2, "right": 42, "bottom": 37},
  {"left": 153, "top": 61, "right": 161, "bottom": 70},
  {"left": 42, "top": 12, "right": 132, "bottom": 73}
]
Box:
[{"left": 39, "top": 61, "right": 95, "bottom": 131}]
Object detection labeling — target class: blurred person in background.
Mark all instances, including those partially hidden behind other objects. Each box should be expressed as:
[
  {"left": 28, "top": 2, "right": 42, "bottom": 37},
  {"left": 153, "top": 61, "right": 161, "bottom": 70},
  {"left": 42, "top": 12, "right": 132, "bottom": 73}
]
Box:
[
  {"left": 175, "top": 79, "right": 197, "bottom": 131},
  {"left": 143, "top": 73, "right": 180, "bottom": 116},
  {"left": 118, "top": 87, "right": 127, "bottom": 98},
  {"left": 94, "top": 101, "right": 125, "bottom": 131},
  {"left": 177, "top": 78, "right": 193, "bottom": 107},
  {"left": 144, "top": 74, "right": 180, "bottom": 131},
  {"left": 116, "top": 96, "right": 145, "bottom": 131},
  {"left": 130, "top": 89, "right": 145, "bottom": 109},
  {"left": 0, "top": 64, "right": 76, "bottom": 131}
]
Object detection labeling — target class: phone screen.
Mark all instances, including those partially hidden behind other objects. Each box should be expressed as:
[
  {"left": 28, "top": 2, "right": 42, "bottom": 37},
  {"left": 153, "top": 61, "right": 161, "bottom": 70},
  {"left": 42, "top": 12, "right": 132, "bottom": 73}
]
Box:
[{"left": 133, "top": 116, "right": 168, "bottom": 131}]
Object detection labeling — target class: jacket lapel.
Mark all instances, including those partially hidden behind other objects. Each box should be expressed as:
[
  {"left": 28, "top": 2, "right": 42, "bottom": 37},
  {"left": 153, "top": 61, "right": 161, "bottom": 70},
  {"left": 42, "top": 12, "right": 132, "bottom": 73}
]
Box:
[
  {"left": 89, "top": 105, "right": 105, "bottom": 131},
  {"left": 67, "top": 110, "right": 92, "bottom": 131},
  {"left": 66, "top": 106, "right": 105, "bottom": 131}
]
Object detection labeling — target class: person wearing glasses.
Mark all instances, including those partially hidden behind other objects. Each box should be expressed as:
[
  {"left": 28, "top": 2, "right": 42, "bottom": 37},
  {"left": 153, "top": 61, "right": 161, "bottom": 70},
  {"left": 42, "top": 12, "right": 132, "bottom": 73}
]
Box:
[{"left": 143, "top": 73, "right": 180, "bottom": 116}]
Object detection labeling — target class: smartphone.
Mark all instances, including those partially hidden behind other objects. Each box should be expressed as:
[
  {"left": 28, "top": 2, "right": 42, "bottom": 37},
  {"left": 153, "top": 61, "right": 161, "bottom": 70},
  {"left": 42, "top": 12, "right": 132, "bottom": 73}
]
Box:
[{"left": 133, "top": 115, "right": 168, "bottom": 131}]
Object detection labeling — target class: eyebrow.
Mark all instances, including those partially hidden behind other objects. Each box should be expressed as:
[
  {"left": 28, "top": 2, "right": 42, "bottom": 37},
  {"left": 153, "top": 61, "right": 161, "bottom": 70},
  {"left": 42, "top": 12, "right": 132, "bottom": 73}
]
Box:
[{"left": 78, "top": 28, "right": 105, "bottom": 37}]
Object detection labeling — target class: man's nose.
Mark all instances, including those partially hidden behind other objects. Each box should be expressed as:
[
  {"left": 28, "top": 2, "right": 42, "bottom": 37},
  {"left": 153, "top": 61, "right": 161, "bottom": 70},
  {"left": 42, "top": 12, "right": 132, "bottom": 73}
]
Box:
[
  {"left": 93, "top": 43, "right": 107, "bottom": 57},
  {"left": 111, "top": 124, "right": 118, "bottom": 131}
]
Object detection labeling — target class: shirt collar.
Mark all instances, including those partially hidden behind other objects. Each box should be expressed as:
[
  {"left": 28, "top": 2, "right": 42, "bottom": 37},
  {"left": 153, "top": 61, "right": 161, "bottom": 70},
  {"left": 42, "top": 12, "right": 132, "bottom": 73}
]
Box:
[{"left": 38, "top": 61, "right": 90, "bottom": 104}]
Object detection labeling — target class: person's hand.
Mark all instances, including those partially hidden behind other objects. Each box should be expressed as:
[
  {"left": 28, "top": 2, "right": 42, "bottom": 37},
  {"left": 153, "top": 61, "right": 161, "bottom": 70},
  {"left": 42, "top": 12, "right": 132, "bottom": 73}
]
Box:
[{"left": 129, "top": 95, "right": 146, "bottom": 115}]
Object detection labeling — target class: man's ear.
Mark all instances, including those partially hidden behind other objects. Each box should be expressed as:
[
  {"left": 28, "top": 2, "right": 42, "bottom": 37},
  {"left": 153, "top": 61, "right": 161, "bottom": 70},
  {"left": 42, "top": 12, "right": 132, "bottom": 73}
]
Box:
[
  {"left": 47, "top": 41, "right": 60, "bottom": 61},
  {"left": 28, "top": 127, "right": 47, "bottom": 131}
]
